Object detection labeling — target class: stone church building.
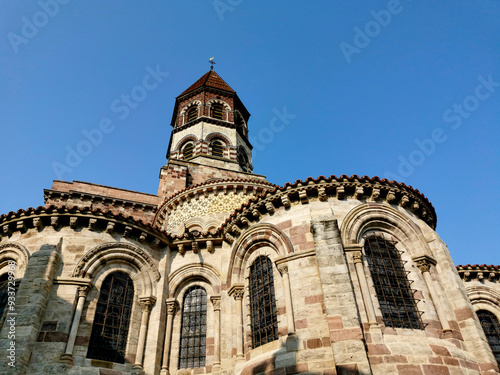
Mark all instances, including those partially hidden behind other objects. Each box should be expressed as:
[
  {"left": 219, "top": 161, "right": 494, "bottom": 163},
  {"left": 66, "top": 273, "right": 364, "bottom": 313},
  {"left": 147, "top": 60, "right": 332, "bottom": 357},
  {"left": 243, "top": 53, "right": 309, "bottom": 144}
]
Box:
[{"left": 0, "top": 69, "right": 499, "bottom": 375}]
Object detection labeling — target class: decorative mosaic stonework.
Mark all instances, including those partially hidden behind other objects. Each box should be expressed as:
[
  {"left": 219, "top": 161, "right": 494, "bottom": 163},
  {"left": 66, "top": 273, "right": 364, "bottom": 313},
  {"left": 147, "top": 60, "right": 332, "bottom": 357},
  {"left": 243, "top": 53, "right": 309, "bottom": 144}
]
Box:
[{"left": 166, "top": 191, "right": 252, "bottom": 234}]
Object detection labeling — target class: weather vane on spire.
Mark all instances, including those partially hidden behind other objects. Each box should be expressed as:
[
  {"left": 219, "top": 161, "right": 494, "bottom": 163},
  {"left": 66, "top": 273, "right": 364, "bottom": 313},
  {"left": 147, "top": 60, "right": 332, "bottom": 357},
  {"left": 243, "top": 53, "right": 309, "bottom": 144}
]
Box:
[{"left": 209, "top": 57, "right": 216, "bottom": 70}]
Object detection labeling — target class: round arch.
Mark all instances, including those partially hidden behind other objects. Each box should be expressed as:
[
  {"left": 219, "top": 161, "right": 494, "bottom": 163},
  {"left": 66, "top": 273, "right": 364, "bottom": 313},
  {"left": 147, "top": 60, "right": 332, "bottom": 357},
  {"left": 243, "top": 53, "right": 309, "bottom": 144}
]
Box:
[
  {"left": 341, "top": 203, "right": 431, "bottom": 257},
  {"left": 467, "top": 286, "right": 500, "bottom": 319},
  {"left": 205, "top": 132, "right": 231, "bottom": 146},
  {"left": 0, "top": 242, "right": 30, "bottom": 279},
  {"left": 174, "top": 135, "right": 198, "bottom": 152},
  {"left": 179, "top": 100, "right": 202, "bottom": 117},
  {"left": 72, "top": 242, "right": 160, "bottom": 297},
  {"left": 168, "top": 263, "right": 221, "bottom": 298},
  {"left": 227, "top": 223, "right": 293, "bottom": 286}
]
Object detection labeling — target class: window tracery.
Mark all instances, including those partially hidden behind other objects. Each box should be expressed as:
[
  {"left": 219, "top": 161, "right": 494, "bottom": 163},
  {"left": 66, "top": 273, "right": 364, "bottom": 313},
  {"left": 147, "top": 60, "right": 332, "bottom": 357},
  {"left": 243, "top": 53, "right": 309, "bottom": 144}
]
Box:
[
  {"left": 364, "top": 236, "right": 424, "bottom": 329},
  {"left": 249, "top": 256, "right": 278, "bottom": 348},
  {"left": 477, "top": 310, "right": 500, "bottom": 365},
  {"left": 179, "top": 286, "right": 207, "bottom": 368},
  {"left": 87, "top": 272, "right": 134, "bottom": 364}
]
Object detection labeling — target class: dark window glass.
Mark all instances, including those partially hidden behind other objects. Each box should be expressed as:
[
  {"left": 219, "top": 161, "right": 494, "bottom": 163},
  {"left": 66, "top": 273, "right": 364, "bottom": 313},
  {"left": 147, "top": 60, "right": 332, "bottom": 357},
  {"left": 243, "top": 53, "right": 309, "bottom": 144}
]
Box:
[
  {"left": 249, "top": 256, "right": 278, "bottom": 348},
  {"left": 187, "top": 107, "right": 197, "bottom": 122},
  {"left": 183, "top": 143, "right": 194, "bottom": 160},
  {"left": 211, "top": 141, "right": 224, "bottom": 157},
  {"left": 477, "top": 310, "right": 500, "bottom": 365},
  {"left": 0, "top": 274, "right": 9, "bottom": 325},
  {"left": 364, "top": 237, "right": 425, "bottom": 329},
  {"left": 87, "top": 272, "right": 134, "bottom": 364},
  {"left": 212, "top": 104, "right": 223, "bottom": 120},
  {"left": 179, "top": 286, "right": 207, "bottom": 369}
]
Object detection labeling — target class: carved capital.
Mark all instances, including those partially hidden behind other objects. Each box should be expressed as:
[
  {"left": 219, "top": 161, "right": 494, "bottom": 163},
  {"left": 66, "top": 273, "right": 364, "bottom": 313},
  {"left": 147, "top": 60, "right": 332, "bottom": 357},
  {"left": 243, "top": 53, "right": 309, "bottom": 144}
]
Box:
[
  {"left": 352, "top": 251, "right": 363, "bottom": 264},
  {"left": 139, "top": 297, "right": 156, "bottom": 313},
  {"left": 413, "top": 255, "right": 436, "bottom": 274},
  {"left": 228, "top": 285, "right": 244, "bottom": 301},
  {"left": 78, "top": 286, "right": 90, "bottom": 298},
  {"left": 210, "top": 296, "right": 221, "bottom": 311},
  {"left": 277, "top": 263, "right": 288, "bottom": 276},
  {"left": 166, "top": 300, "right": 179, "bottom": 315}
]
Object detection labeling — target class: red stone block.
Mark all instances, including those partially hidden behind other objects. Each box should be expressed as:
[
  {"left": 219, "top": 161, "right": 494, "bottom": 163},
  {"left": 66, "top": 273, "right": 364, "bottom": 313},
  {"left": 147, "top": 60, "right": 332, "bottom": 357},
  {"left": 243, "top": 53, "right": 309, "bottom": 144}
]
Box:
[
  {"left": 384, "top": 355, "right": 408, "bottom": 363},
  {"left": 396, "top": 364, "right": 423, "bottom": 375},
  {"left": 422, "top": 365, "right": 450, "bottom": 375},
  {"left": 367, "top": 344, "right": 391, "bottom": 355},
  {"left": 429, "top": 344, "right": 451, "bottom": 357},
  {"left": 307, "top": 338, "right": 323, "bottom": 349},
  {"left": 295, "top": 318, "right": 308, "bottom": 329}
]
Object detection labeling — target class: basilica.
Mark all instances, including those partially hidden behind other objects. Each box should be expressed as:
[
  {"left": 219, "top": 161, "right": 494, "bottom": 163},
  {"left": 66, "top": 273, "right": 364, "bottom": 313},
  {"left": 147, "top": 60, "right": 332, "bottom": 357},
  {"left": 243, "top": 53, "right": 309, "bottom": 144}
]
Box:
[{"left": 0, "top": 68, "right": 499, "bottom": 375}]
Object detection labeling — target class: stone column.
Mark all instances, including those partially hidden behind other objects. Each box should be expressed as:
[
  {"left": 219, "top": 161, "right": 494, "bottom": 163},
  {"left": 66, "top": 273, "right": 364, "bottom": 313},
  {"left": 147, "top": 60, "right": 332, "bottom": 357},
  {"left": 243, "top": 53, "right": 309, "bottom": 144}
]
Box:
[
  {"left": 61, "top": 285, "right": 90, "bottom": 363},
  {"left": 352, "top": 251, "right": 378, "bottom": 326},
  {"left": 133, "top": 297, "right": 156, "bottom": 369},
  {"left": 210, "top": 296, "right": 221, "bottom": 369},
  {"left": 229, "top": 285, "right": 245, "bottom": 359},
  {"left": 413, "top": 255, "right": 451, "bottom": 332},
  {"left": 277, "top": 263, "right": 296, "bottom": 334},
  {"left": 160, "top": 299, "right": 178, "bottom": 375}
]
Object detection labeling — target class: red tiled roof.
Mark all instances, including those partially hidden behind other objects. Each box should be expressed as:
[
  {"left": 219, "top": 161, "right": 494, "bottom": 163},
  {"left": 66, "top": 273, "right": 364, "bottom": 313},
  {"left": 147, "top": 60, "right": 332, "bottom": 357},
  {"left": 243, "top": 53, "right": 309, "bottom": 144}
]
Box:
[
  {"left": 179, "top": 70, "right": 235, "bottom": 97},
  {"left": 220, "top": 174, "right": 438, "bottom": 230},
  {"left": 457, "top": 264, "right": 500, "bottom": 270}
]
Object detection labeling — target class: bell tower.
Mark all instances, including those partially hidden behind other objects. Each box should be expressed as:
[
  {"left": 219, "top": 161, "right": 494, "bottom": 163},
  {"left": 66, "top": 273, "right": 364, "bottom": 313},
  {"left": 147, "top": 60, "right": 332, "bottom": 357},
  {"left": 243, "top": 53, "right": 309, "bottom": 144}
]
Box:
[{"left": 158, "top": 67, "right": 266, "bottom": 198}]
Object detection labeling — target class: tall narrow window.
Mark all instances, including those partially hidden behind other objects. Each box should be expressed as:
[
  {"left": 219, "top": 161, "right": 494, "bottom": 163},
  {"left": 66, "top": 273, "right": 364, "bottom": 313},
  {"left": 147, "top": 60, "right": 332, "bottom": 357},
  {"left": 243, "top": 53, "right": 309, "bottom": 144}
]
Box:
[
  {"left": 179, "top": 286, "right": 207, "bottom": 369},
  {"left": 183, "top": 143, "right": 194, "bottom": 160},
  {"left": 211, "top": 141, "right": 224, "bottom": 158},
  {"left": 249, "top": 256, "right": 278, "bottom": 348},
  {"left": 364, "top": 236, "right": 425, "bottom": 329},
  {"left": 87, "top": 272, "right": 134, "bottom": 364},
  {"left": 187, "top": 107, "right": 198, "bottom": 122},
  {"left": 0, "top": 274, "right": 9, "bottom": 326},
  {"left": 211, "top": 104, "right": 223, "bottom": 120},
  {"left": 477, "top": 310, "right": 500, "bottom": 364}
]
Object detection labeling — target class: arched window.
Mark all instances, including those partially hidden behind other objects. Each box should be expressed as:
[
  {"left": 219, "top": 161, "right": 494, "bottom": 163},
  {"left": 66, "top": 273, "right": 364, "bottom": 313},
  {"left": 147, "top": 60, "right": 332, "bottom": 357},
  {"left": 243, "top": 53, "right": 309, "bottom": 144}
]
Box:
[
  {"left": 179, "top": 286, "right": 207, "bottom": 369},
  {"left": 87, "top": 272, "right": 134, "bottom": 364},
  {"left": 249, "top": 256, "right": 278, "bottom": 348},
  {"left": 187, "top": 106, "right": 198, "bottom": 122},
  {"left": 211, "top": 140, "right": 224, "bottom": 158},
  {"left": 183, "top": 142, "right": 194, "bottom": 160},
  {"left": 364, "top": 236, "right": 425, "bottom": 329},
  {"left": 211, "top": 104, "right": 223, "bottom": 120},
  {"left": 0, "top": 274, "right": 9, "bottom": 326},
  {"left": 477, "top": 310, "right": 500, "bottom": 364}
]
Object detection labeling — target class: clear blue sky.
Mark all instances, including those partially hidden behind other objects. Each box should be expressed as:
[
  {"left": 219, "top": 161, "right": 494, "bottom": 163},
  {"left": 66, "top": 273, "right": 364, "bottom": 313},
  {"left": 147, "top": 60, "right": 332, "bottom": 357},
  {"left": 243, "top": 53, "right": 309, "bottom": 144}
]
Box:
[{"left": 1, "top": 1, "right": 499, "bottom": 266}]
